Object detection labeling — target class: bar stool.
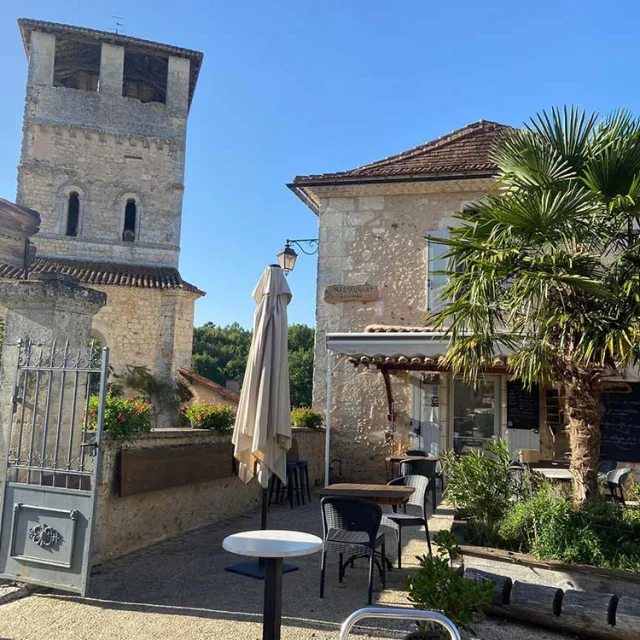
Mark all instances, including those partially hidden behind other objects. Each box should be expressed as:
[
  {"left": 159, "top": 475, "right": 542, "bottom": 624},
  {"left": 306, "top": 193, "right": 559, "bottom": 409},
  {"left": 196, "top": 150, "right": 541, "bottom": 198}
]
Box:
[
  {"left": 288, "top": 437, "right": 312, "bottom": 503},
  {"left": 268, "top": 462, "right": 302, "bottom": 509}
]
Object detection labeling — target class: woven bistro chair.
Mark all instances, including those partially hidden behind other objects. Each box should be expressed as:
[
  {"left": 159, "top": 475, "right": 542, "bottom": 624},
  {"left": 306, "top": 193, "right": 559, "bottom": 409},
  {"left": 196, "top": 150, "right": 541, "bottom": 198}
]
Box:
[
  {"left": 319, "top": 496, "right": 386, "bottom": 605},
  {"left": 382, "top": 475, "right": 432, "bottom": 568},
  {"left": 399, "top": 458, "right": 439, "bottom": 511}
]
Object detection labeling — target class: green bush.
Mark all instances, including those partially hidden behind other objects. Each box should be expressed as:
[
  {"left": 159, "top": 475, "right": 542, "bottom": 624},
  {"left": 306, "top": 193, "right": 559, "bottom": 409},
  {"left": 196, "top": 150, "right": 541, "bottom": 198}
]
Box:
[
  {"left": 87, "top": 392, "right": 152, "bottom": 439},
  {"left": 405, "top": 530, "right": 493, "bottom": 636},
  {"left": 183, "top": 403, "right": 235, "bottom": 434},
  {"left": 441, "top": 439, "right": 517, "bottom": 544},
  {"left": 291, "top": 407, "right": 323, "bottom": 429},
  {"left": 497, "top": 488, "right": 640, "bottom": 571}
]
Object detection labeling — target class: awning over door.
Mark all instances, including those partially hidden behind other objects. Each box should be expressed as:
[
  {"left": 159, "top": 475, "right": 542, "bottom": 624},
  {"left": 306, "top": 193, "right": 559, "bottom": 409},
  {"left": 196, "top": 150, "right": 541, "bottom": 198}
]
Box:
[{"left": 326, "top": 329, "right": 512, "bottom": 368}]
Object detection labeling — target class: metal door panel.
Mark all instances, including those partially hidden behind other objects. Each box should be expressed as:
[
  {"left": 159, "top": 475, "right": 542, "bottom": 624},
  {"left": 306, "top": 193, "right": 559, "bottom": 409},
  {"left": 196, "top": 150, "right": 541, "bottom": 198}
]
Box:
[{"left": 0, "top": 340, "right": 108, "bottom": 595}]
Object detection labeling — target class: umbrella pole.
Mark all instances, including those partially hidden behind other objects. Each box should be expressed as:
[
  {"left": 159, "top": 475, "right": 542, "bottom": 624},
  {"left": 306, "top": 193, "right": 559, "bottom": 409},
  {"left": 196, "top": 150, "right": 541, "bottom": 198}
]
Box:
[
  {"left": 224, "top": 467, "right": 299, "bottom": 580},
  {"left": 261, "top": 485, "right": 268, "bottom": 530}
]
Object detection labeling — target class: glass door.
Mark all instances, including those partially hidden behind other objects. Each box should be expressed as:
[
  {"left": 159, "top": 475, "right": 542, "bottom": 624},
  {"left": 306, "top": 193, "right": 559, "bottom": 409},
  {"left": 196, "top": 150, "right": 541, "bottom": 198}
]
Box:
[{"left": 452, "top": 377, "right": 500, "bottom": 454}]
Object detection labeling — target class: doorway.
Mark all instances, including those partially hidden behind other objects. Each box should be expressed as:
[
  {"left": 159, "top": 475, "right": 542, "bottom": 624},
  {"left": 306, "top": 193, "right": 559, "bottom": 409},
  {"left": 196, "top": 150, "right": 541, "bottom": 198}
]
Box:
[{"left": 451, "top": 377, "right": 501, "bottom": 454}]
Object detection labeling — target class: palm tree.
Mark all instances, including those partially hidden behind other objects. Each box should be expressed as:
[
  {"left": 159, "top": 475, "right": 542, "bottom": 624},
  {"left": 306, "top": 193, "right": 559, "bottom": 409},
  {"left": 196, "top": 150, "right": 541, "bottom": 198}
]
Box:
[{"left": 430, "top": 107, "right": 640, "bottom": 504}]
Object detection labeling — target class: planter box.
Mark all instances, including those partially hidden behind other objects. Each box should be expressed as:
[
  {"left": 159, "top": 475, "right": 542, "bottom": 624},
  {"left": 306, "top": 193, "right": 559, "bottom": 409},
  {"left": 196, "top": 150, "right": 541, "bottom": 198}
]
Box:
[
  {"left": 461, "top": 545, "right": 640, "bottom": 640},
  {"left": 119, "top": 440, "right": 234, "bottom": 496},
  {"left": 461, "top": 545, "right": 640, "bottom": 599}
]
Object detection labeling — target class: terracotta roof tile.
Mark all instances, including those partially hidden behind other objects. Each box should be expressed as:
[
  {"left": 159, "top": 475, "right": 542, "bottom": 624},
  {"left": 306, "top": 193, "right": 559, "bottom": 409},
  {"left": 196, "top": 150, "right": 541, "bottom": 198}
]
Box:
[
  {"left": 177, "top": 368, "right": 240, "bottom": 403},
  {"left": 365, "top": 325, "right": 441, "bottom": 333},
  {"left": 293, "top": 120, "right": 512, "bottom": 184},
  {"left": 0, "top": 257, "right": 204, "bottom": 296}
]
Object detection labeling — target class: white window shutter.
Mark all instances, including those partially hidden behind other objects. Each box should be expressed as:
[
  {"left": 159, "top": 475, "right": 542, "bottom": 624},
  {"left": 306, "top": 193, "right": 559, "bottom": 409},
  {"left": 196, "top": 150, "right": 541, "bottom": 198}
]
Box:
[{"left": 426, "top": 229, "right": 450, "bottom": 312}]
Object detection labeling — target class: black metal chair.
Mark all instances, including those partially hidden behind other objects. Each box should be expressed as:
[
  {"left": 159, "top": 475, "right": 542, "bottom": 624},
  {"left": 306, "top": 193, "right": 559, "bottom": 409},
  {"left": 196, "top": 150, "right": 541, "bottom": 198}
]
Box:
[
  {"left": 320, "top": 496, "right": 386, "bottom": 605},
  {"left": 399, "top": 458, "right": 438, "bottom": 511},
  {"left": 405, "top": 449, "right": 427, "bottom": 457},
  {"left": 606, "top": 468, "right": 632, "bottom": 505},
  {"left": 382, "top": 475, "right": 432, "bottom": 569}
]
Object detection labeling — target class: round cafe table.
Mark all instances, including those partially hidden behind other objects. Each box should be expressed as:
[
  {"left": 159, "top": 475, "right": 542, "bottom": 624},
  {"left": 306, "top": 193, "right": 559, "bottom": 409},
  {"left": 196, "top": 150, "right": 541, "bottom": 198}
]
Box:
[{"left": 223, "top": 530, "right": 322, "bottom": 640}]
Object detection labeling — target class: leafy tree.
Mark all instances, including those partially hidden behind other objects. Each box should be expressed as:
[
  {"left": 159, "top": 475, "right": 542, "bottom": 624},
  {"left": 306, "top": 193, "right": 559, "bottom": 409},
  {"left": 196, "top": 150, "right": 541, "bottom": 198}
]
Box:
[
  {"left": 191, "top": 322, "right": 252, "bottom": 386},
  {"left": 288, "top": 323, "right": 315, "bottom": 407},
  {"left": 191, "top": 322, "right": 315, "bottom": 407},
  {"left": 431, "top": 107, "right": 640, "bottom": 504}
]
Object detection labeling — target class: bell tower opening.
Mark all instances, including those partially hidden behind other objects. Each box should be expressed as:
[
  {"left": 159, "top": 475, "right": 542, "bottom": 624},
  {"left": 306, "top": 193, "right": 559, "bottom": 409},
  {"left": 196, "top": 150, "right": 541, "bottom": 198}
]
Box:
[
  {"left": 66, "top": 192, "right": 80, "bottom": 237},
  {"left": 53, "top": 38, "right": 100, "bottom": 92},
  {"left": 123, "top": 198, "right": 137, "bottom": 242}
]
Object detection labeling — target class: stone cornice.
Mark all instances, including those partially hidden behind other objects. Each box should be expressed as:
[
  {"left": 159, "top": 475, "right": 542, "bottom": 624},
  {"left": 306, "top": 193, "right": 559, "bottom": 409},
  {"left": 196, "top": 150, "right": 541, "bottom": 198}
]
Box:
[
  {"left": 27, "top": 121, "right": 182, "bottom": 151},
  {"left": 35, "top": 233, "right": 180, "bottom": 253}
]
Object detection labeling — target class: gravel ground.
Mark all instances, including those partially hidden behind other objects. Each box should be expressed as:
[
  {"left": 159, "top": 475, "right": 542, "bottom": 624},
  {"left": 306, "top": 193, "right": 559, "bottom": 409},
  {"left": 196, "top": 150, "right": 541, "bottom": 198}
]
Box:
[{"left": 0, "top": 497, "right": 578, "bottom": 640}]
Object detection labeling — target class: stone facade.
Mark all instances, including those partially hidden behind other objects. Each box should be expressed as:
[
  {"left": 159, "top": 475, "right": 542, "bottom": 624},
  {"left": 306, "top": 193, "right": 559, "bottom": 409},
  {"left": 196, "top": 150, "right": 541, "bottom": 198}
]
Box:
[
  {"left": 9, "top": 20, "right": 204, "bottom": 390},
  {"left": 90, "top": 286, "right": 196, "bottom": 379},
  {"left": 292, "top": 119, "right": 640, "bottom": 480},
  {"left": 309, "top": 181, "right": 491, "bottom": 481},
  {"left": 93, "top": 427, "right": 325, "bottom": 563}
]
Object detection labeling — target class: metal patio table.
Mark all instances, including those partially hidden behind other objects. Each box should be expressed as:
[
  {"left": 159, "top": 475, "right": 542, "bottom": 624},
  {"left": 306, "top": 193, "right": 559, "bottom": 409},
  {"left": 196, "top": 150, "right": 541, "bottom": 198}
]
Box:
[{"left": 223, "top": 529, "right": 322, "bottom": 640}]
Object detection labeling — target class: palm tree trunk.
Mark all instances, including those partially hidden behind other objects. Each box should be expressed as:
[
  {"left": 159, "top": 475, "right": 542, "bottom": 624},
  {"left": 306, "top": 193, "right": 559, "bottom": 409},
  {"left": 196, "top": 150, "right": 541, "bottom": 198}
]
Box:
[{"left": 564, "top": 372, "right": 601, "bottom": 505}]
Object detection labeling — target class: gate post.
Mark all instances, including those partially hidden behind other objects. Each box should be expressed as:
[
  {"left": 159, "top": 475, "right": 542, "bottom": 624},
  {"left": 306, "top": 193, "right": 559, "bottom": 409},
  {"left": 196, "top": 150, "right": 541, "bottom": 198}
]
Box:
[{"left": 0, "top": 273, "right": 106, "bottom": 475}]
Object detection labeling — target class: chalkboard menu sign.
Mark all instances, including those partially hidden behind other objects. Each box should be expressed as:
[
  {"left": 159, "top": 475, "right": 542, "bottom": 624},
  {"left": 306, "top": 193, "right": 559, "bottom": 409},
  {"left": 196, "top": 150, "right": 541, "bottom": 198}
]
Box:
[
  {"left": 507, "top": 381, "right": 540, "bottom": 430},
  {"left": 601, "top": 381, "right": 640, "bottom": 462}
]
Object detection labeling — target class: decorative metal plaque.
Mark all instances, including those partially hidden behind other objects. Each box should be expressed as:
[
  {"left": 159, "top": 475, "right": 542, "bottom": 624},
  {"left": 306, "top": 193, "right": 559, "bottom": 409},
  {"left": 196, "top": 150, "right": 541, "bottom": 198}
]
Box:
[{"left": 28, "top": 524, "right": 61, "bottom": 548}]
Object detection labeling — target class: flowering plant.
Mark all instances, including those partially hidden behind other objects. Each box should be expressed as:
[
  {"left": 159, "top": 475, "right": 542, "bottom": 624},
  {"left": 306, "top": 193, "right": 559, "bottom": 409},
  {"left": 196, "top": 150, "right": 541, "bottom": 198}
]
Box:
[
  {"left": 291, "top": 407, "right": 323, "bottom": 430},
  {"left": 183, "top": 403, "right": 235, "bottom": 434},
  {"left": 87, "top": 392, "right": 153, "bottom": 439}
]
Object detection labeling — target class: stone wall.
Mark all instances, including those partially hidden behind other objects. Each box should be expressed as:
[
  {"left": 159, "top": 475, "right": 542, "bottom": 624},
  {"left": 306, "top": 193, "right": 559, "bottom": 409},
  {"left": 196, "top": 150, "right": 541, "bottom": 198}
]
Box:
[
  {"left": 90, "top": 286, "right": 197, "bottom": 381},
  {"left": 292, "top": 427, "right": 325, "bottom": 487},
  {"left": 19, "top": 122, "right": 183, "bottom": 267},
  {"left": 93, "top": 427, "right": 326, "bottom": 564},
  {"left": 312, "top": 180, "right": 493, "bottom": 482}
]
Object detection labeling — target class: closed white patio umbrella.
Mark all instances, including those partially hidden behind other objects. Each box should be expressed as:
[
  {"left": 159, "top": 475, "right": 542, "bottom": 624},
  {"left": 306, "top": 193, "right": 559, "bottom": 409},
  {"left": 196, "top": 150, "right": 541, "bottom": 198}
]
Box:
[
  {"left": 233, "top": 264, "right": 292, "bottom": 488},
  {"left": 226, "top": 264, "right": 295, "bottom": 579}
]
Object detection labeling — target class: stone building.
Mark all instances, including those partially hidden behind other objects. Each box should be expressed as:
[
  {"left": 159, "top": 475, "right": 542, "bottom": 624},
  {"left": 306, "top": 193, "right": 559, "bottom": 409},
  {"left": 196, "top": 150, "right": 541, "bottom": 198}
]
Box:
[
  {"left": 1, "top": 19, "right": 204, "bottom": 384},
  {"left": 291, "top": 120, "right": 640, "bottom": 481},
  {"left": 177, "top": 368, "right": 240, "bottom": 409},
  {"left": 290, "top": 121, "right": 564, "bottom": 481}
]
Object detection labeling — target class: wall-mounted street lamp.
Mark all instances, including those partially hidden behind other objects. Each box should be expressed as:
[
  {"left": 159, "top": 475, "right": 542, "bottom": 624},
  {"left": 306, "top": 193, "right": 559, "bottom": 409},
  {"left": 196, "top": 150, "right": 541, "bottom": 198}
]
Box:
[{"left": 277, "top": 238, "right": 318, "bottom": 274}]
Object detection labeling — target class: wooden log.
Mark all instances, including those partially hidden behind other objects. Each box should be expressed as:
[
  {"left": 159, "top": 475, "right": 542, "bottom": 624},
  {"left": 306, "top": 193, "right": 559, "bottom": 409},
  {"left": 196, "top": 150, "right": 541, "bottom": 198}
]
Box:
[
  {"left": 463, "top": 567, "right": 512, "bottom": 605},
  {"left": 510, "top": 580, "right": 563, "bottom": 617},
  {"left": 561, "top": 590, "right": 617, "bottom": 627},
  {"left": 615, "top": 595, "right": 640, "bottom": 635}
]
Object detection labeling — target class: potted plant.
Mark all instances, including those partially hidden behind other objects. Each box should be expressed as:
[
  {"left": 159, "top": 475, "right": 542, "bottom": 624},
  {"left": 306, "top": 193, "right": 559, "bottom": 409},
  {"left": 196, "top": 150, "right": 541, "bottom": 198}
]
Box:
[
  {"left": 291, "top": 407, "right": 323, "bottom": 430},
  {"left": 404, "top": 531, "right": 493, "bottom": 639}
]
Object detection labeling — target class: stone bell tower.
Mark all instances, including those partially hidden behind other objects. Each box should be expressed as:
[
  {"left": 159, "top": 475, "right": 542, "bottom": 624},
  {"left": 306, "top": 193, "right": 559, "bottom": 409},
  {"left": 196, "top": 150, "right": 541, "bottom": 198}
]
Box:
[{"left": 4, "top": 19, "right": 205, "bottom": 388}]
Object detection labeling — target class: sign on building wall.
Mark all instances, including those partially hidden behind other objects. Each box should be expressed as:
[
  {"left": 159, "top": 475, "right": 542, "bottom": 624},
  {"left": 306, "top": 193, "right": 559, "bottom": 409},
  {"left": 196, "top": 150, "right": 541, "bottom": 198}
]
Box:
[{"left": 323, "top": 283, "right": 379, "bottom": 304}]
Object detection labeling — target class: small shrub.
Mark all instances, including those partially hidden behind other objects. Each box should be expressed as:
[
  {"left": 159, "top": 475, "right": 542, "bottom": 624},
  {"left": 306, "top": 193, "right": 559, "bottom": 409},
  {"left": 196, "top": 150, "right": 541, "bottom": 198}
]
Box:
[
  {"left": 497, "top": 488, "right": 640, "bottom": 571},
  {"left": 184, "top": 403, "right": 235, "bottom": 434},
  {"left": 87, "top": 392, "right": 152, "bottom": 439},
  {"left": 406, "top": 531, "right": 493, "bottom": 636},
  {"left": 441, "top": 439, "right": 515, "bottom": 545},
  {"left": 291, "top": 407, "right": 323, "bottom": 429}
]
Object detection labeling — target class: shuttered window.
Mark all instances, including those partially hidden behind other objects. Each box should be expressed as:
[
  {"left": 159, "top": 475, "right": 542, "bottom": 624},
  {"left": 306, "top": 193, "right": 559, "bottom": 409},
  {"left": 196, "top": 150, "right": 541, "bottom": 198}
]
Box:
[{"left": 426, "top": 229, "right": 450, "bottom": 312}]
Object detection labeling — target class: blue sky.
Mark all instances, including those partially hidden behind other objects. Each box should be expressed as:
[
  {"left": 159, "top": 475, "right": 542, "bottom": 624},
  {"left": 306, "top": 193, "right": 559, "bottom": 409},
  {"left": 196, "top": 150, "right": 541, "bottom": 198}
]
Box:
[{"left": 1, "top": 1, "right": 640, "bottom": 328}]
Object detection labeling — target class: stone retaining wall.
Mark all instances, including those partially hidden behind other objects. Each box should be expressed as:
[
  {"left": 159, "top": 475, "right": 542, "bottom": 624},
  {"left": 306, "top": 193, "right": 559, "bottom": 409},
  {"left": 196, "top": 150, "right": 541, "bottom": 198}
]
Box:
[{"left": 93, "top": 427, "right": 325, "bottom": 564}]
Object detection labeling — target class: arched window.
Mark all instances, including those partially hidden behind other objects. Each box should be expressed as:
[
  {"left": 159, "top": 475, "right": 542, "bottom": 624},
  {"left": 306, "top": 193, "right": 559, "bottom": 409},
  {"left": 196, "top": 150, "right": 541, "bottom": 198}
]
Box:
[
  {"left": 123, "top": 198, "right": 137, "bottom": 242},
  {"left": 66, "top": 192, "right": 80, "bottom": 237}
]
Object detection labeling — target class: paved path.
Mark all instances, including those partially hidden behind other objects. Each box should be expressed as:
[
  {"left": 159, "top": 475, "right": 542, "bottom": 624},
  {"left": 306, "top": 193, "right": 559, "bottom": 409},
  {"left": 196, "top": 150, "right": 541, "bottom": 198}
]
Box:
[{"left": 0, "top": 499, "right": 573, "bottom": 640}]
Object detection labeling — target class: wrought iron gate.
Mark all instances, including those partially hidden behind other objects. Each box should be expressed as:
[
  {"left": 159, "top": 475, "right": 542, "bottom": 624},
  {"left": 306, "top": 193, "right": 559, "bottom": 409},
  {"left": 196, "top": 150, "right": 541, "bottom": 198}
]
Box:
[{"left": 0, "top": 339, "right": 109, "bottom": 595}]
